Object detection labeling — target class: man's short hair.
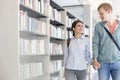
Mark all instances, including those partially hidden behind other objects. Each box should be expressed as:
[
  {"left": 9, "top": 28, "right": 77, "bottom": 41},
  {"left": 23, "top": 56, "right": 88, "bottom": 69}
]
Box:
[{"left": 97, "top": 3, "right": 112, "bottom": 11}]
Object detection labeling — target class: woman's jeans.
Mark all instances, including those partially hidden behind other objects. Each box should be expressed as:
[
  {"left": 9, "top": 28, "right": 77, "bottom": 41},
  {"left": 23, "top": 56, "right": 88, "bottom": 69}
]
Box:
[
  {"left": 98, "top": 62, "right": 120, "bottom": 80},
  {"left": 65, "top": 68, "right": 87, "bottom": 80}
]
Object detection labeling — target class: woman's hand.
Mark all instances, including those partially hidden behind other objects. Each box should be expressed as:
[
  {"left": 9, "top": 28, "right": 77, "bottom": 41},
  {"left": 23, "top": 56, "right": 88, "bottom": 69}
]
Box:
[{"left": 92, "top": 58, "right": 100, "bottom": 70}]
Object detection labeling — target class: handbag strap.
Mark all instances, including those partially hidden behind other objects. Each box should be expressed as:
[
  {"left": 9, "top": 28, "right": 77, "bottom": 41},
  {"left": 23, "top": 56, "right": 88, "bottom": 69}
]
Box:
[{"left": 103, "top": 26, "right": 120, "bottom": 51}]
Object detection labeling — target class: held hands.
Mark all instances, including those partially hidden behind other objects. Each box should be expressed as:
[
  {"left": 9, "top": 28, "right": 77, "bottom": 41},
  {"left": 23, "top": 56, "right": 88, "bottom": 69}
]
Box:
[{"left": 92, "top": 58, "right": 100, "bottom": 70}]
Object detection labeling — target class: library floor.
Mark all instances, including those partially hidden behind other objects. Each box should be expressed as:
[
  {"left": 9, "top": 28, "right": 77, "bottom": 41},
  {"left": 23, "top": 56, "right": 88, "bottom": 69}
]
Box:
[{"left": 61, "top": 68, "right": 112, "bottom": 80}]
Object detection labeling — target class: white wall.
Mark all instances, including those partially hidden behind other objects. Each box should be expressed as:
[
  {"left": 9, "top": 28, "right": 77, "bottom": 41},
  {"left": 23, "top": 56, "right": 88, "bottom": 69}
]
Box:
[{"left": 0, "top": 0, "right": 19, "bottom": 80}]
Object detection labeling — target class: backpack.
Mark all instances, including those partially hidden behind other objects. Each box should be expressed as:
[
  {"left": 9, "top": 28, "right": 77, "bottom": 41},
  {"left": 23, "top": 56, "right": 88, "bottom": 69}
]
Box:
[{"left": 67, "top": 38, "right": 71, "bottom": 47}]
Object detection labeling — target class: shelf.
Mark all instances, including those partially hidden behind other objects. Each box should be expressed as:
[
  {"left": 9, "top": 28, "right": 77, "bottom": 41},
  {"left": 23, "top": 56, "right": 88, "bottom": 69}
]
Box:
[
  {"left": 85, "top": 25, "right": 89, "bottom": 28},
  {"left": 67, "top": 12, "right": 76, "bottom": 18},
  {"left": 50, "top": 20, "right": 65, "bottom": 26},
  {"left": 0, "top": 0, "right": 84, "bottom": 80},
  {"left": 20, "top": 4, "right": 47, "bottom": 18},
  {"left": 85, "top": 35, "right": 89, "bottom": 37},
  {"left": 26, "top": 74, "right": 49, "bottom": 80},
  {"left": 50, "top": 71, "right": 59, "bottom": 77},
  {"left": 50, "top": 37, "right": 65, "bottom": 41},
  {"left": 20, "top": 30, "right": 47, "bottom": 39},
  {"left": 50, "top": 54, "right": 64, "bottom": 60},
  {"left": 50, "top": 0, "right": 64, "bottom": 11},
  {"left": 20, "top": 54, "right": 49, "bottom": 64},
  {"left": 67, "top": 27, "right": 72, "bottom": 31}
]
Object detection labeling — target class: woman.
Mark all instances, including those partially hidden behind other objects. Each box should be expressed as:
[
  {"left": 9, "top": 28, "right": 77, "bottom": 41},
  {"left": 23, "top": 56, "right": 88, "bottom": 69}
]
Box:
[{"left": 64, "top": 20, "right": 92, "bottom": 80}]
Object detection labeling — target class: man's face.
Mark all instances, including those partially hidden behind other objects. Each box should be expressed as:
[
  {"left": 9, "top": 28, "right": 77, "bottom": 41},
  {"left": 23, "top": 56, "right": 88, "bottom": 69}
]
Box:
[{"left": 98, "top": 8, "right": 111, "bottom": 22}]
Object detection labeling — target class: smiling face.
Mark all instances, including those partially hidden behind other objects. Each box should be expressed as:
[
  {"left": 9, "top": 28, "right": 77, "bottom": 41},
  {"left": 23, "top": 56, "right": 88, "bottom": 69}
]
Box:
[
  {"left": 97, "top": 3, "right": 112, "bottom": 22},
  {"left": 73, "top": 22, "right": 83, "bottom": 35},
  {"left": 98, "top": 7, "right": 111, "bottom": 22}
]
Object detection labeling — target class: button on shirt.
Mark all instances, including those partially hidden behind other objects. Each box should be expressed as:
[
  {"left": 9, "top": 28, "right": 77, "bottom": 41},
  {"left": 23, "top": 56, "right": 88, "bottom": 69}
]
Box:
[{"left": 64, "top": 36, "right": 92, "bottom": 70}]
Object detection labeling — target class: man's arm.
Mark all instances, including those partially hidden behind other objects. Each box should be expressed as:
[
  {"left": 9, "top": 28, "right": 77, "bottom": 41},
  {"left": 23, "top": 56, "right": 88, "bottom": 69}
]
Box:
[{"left": 92, "top": 24, "right": 101, "bottom": 69}]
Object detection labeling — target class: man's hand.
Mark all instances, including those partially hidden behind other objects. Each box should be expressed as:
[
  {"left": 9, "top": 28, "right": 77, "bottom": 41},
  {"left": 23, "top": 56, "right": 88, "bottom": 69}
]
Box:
[{"left": 92, "top": 58, "right": 100, "bottom": 70}]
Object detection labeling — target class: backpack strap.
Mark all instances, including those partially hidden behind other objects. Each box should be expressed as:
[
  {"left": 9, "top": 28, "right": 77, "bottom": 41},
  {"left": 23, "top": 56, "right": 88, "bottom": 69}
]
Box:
[
  {"left": 67, "top": 38, "right": 71, "bottom": 47},
  {"left": 100, "top": 22, "right": 120, "bottom": 51},
  {"left": 103, "top": 26, "right": 120, "bottom": 51}
]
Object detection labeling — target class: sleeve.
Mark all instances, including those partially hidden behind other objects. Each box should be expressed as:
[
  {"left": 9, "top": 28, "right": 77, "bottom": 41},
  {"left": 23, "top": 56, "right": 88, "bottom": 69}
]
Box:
[
  {"left": 63, "top": 42, "right": 69, "bottom": 66},
  {"left": 85, "top": 39, "right": 93, "bottom": 64},
  {"left": 92, "top": 24, "right": 100, "bottom": 59}
]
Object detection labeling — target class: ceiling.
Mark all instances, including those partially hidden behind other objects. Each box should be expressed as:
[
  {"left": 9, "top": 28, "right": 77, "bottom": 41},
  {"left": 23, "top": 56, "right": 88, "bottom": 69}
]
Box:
[
  {"left": 52, "top": 0, "right": 82, "bottom": 6},
  {"left": 53, "top": 0, "right": 120, "bottom": 22}
]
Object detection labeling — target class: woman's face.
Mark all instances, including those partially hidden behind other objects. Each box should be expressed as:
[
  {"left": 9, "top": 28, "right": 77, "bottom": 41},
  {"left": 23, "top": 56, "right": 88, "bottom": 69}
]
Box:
[{"left": 73, "top": 22, "right": 83, "bottom": 34}]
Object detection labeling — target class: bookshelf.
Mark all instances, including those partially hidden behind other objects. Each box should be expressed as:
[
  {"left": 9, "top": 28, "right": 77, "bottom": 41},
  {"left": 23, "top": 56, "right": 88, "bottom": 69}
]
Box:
[
  {"left": 0, "top": 0, "right": 88, "bottom": 80},
  {"left": 19, "top": 0, "right": 50, "bottom": 80},
  {"left": 65, "top": 12, "right": 76, "bottom": 38},
  {"left": 49, "top": 0, "right": 66, "bottom": 80},
  {"left": 84, "top": 25, "right": 90, "bottom": 38}
]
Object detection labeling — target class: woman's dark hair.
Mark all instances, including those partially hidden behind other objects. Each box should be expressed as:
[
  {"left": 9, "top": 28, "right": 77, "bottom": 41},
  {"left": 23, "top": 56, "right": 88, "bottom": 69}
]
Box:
[{"left": 72, "top": 19, "right": 83, "bottom": 36}]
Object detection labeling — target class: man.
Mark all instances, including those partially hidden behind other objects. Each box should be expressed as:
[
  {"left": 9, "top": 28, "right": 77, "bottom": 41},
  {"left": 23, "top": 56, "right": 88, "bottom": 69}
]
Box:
[{"left": 93, "top": 3, "right": 120, "bottom": 80}]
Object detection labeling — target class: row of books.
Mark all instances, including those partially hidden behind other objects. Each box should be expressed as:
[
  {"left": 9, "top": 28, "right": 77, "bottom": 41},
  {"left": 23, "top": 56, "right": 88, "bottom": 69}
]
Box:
[
  {"left": 50, "top": 6, "right": 62, "bottom": 22},
  {"left": 66, "top": 31, "right": 73, "bottom": 39},
  {"left": 19, "top": 10, "right": 46, "bottom": 35},
  {"left": 50, "top": 25, "right": 65, "bottom": 39},
  {"left": 20, "top": 39, "right": 45, "bottom": 55},
  {"left": 50, "top": 43, "right": 63, "bottom": 55},
  {"left": 66, "top": 16, "right": 75, "bottom": 27},
  {"left": 50, "top": 60, "right": 62, "bottom": 73},
  {"left": 19, "top": 0, "right": 46, "bottom": 14},
  {"left": 19, "top": 62, "right": 43, "bottom": 79}
]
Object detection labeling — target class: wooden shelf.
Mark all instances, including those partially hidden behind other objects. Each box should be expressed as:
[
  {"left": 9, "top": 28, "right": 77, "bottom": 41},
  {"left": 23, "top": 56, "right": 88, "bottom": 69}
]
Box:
[
  {"left": 50, "top": 36, "right": 65, "bottom": 41},
  {"left": 20, "top": 54, "right": 49, "bottom": 64},
  {"left": 50, "top": 54, "right": 64, "bottom": 60},
  {"left": 50, "top": 20, "right": 65, "bottom": 26},
  {"left": 67, "top": 27, "right": 72, "bottom": 31},
  {"left": 50, "top": 71, "right": 59, "bottom": 77},
  {"left": 50, "top": 0, "right": 64, "bottom": 11},
  {"left": 20, "top": 4, "right": 47, "bottom": 18},
  {"left": 20, "top": 30, "right": 47, "bottom": 39},
  {"left": 67, "top": 12, "right": 76, "bottom": 18},
  {"left": 26, "top": 74, "right": 49, "bottom": 80}
]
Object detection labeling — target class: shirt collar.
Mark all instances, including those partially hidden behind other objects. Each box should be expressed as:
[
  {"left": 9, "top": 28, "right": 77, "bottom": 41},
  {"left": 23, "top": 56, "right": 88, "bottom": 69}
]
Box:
[
  {"left": 101, "top": 19, "right": 119, "bottom": 30},
  {"left": 72, "top": 35, "right": 84, "bottom": 40}
]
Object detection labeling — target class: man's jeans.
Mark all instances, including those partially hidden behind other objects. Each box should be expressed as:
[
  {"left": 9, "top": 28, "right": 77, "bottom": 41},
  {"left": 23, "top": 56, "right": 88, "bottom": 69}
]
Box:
[{"left": 98, "top": 62, "right": 120, "bottom": 80}]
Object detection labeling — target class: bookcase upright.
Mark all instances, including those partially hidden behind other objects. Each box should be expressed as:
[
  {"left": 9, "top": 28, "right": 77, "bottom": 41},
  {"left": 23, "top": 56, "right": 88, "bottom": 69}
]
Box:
[{"left": 0, "top": 0, "right": 90, "bottom": 80}]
